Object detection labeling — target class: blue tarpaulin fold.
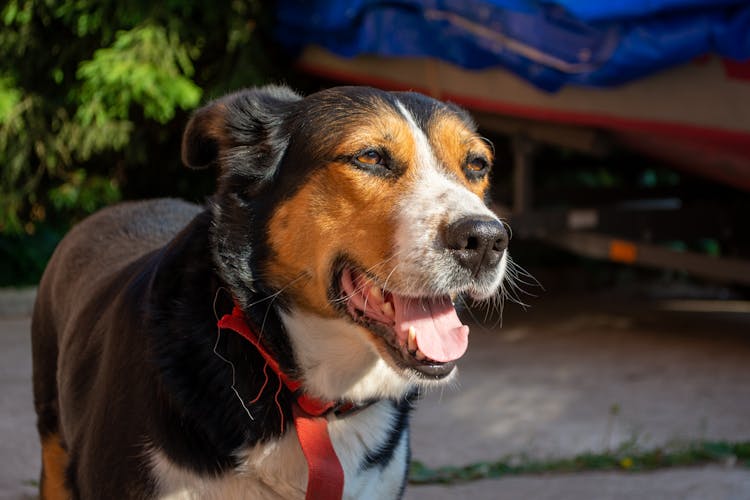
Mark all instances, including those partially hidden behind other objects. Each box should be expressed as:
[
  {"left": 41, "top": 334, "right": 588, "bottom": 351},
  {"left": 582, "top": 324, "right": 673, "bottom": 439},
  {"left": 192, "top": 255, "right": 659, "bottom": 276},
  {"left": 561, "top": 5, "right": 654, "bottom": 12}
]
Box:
[{"left": 276, "top": 0, "right": 750, "bottom": 91}]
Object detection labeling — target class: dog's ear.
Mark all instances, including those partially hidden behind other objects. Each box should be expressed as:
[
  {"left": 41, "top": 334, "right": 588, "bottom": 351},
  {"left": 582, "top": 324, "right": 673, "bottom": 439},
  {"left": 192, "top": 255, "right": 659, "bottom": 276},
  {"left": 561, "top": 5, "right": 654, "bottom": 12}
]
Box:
[{"left": 181, "top": 86, "right": 302, "bottom": 182}]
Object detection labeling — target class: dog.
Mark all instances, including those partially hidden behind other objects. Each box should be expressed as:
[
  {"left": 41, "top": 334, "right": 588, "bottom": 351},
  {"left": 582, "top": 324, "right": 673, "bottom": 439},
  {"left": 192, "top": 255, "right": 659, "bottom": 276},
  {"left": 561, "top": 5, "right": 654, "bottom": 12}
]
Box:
[{"left": 31, "top": 85, "right": 509, "bottom": 499}]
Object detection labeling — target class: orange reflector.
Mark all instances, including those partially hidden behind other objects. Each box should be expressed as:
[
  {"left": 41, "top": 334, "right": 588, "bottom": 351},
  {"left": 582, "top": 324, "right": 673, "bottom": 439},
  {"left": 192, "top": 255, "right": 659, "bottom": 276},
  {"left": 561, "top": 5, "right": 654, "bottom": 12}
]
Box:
[{"left": 609, "top": 240, "right": 637, "bottom": 263}]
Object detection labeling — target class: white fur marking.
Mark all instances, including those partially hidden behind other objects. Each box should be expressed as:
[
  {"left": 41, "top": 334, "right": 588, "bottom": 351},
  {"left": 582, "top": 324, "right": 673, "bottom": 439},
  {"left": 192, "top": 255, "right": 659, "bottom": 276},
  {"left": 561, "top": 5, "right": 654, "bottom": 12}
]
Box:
[
  {"left": 149, "top": 400, "right": 409, "bottom": 500},
  {"left": 393, "top": 100, "right": 506, "bottom": 299},
  {"left": 280, "top": 310, "right": 420, "bottom": 401}
]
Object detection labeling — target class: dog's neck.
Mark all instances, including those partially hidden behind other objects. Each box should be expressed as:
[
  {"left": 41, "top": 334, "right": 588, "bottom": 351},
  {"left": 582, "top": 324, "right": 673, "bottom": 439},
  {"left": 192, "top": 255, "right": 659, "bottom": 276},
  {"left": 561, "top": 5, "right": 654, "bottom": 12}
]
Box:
[
  {"left": 204, "top": 198, "right": 417, "bottom": 403},
  {"left": 145, "top": 211, "right": 410, "bottom": 447},
  {"left": 218, "top": 305, "right": 379, "bottom": 416},
  {"left": 279, "top": 310, "right": 417, "bottom": 402},
  {"left": 143, "top": 212, "right": 295, "bottom": 454}
]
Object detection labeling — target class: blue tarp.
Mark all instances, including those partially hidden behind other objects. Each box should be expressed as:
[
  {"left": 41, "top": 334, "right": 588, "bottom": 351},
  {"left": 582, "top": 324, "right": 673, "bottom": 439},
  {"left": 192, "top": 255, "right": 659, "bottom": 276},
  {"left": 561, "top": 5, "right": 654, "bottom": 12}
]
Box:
[{"left": 275, "top": 0, "right": 750, "bottom": 91}]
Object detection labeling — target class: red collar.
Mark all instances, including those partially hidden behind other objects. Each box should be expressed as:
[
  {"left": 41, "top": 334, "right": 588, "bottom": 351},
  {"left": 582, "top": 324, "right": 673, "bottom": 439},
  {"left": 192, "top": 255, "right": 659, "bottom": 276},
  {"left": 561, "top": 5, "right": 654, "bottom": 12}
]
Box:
[
  {"left": 218, "top": 306, "right": 346, "bottom": 499},
  {"left": 218, "top": 306, "right": 336, "bottom": 415}
]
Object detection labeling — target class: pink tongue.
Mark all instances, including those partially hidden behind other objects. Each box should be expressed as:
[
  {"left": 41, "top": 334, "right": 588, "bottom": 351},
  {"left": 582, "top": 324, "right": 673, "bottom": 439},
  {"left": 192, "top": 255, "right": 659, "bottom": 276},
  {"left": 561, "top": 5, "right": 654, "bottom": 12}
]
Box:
[{"left": 392, "top": 295, "right": 469, "bottom": 362}]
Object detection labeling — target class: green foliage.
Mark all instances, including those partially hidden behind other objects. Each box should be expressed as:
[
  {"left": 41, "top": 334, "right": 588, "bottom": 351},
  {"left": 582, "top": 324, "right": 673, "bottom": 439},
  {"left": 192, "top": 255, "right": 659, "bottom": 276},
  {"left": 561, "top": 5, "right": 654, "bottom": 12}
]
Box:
[
  {"left": 76, "top": 24, "right": 201, "bottom": 125},
  {"left": 47, "top": 169, "right": 120, "bottom": 213},
  {"left": 0, "top": 0, "right": 282, "bottom": 284}
]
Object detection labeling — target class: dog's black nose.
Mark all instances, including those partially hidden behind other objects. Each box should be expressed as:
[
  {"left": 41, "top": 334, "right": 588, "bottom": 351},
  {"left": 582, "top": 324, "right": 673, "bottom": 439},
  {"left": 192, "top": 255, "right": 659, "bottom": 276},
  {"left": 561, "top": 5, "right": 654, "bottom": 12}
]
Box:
[{"left": 444, "top": 216, "right": 508, "bottom": 274}]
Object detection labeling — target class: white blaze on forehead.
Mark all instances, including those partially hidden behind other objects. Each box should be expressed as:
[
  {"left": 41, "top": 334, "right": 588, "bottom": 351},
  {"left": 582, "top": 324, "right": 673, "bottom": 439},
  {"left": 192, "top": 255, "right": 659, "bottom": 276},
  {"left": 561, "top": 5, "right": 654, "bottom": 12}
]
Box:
[
  {"left": 393, "top": 100, "right": 502, "bottom": 296},
  {"left": 394, "top": 101, "right": 493, "bottom": 217}
]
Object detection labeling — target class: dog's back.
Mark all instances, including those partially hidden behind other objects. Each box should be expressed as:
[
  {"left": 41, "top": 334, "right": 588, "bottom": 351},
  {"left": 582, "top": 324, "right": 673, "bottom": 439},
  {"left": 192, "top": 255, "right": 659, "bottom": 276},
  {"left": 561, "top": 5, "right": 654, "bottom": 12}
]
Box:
[
  {"left": 31, "top": 198, "right": 201, "bottom": 498},
  {"left": 35, "top": 199, "right": 200, "bottom": 325}
]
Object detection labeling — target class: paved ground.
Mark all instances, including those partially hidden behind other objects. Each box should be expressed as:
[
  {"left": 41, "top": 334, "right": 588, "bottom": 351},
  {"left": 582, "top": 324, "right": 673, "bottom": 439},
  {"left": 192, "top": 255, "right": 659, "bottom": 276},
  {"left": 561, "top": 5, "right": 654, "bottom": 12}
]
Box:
[
  {"left": 0, "top": 314, "right": 37, "bottom": 500},
  {"left": 406, "top": 292, "right": 750, "bottom": 499},
  {"left": 2, "top": 288, "right": 749, "bottom": 499},
  {"left": 407, "top": 467, "right": 750, "bottom": 500}
]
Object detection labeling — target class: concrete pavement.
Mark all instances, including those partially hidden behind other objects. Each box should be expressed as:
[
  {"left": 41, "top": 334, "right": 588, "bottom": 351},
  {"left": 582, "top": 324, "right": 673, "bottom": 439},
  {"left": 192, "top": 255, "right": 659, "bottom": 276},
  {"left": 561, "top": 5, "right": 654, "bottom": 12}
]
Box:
[
  {"left": 406, "top": 293, "right": 750, "bottom": 499},
  {"left": 407, "top": 467, "right": 750, "bottom": 500},
  {"left": 0, "top": 315, "right": 37, "bottom": 500},
  {"left": 411, "top": 295, "right": 750, "bottom": 466},
  {"left": 2, "top": 288, "right": 749, "bottom": 499}
]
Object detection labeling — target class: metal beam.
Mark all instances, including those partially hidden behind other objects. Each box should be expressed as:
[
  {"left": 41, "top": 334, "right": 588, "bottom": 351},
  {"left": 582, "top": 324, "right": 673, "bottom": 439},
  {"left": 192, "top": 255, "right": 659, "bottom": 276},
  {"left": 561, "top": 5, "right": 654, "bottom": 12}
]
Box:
[{"left": 540, "top": 231, "right": 750, "bottom": 286}]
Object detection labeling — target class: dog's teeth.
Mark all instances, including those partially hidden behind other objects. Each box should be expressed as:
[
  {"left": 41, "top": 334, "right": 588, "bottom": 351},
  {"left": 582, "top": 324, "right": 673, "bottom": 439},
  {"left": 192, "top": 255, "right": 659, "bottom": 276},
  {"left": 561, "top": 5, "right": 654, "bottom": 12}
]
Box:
[
  {"left": 370, "top": 286, "right": 383, "bottom": 301},
  {"left": 382, "top": 302, "right": 394, "bottom": 318},
  {"left": 415, "top": 349, "right": 426, "bottom": 361},
  {"left": 407, "top": 326, "right": 417, "bottom": 352}
]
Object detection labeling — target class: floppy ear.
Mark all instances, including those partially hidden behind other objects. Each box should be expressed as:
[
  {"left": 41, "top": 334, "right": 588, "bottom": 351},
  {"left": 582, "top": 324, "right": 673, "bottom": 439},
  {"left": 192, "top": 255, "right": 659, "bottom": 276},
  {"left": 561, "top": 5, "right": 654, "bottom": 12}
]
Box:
[{"left": 181, "top": 85, "right": 302, "bottom": 183}]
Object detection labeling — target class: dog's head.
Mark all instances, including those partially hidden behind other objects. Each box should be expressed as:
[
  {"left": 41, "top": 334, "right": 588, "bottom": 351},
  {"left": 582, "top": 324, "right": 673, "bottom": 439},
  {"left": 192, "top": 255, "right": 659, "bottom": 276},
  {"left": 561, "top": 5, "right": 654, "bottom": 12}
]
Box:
[{"left": 183, "top": 86, "right": 508, "bottom": 401}]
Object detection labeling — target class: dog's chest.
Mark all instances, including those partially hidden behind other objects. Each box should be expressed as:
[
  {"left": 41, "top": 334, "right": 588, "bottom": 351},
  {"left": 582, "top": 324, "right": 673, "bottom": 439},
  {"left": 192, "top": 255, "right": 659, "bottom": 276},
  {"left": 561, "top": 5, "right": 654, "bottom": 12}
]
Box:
[{"left": 151, "top": 402, "right": 409, "bottom": 500}]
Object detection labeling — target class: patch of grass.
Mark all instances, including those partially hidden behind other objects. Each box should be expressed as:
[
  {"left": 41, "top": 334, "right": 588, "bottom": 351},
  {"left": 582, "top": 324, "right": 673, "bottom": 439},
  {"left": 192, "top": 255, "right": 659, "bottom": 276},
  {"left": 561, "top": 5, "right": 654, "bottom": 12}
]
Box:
[{"left": 409, "top": 440, "right": 750, "bottom": 485}]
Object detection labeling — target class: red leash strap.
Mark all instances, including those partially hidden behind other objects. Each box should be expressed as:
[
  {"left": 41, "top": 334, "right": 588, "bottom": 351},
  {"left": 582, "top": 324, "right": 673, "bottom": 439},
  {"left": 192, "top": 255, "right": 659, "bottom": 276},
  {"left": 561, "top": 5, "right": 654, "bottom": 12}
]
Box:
[
  {"left": 218, "top": 307, "right": 345, "bottom": 499},
  {"left": 294, "top": 406, "right": 345, "bottom": 500}
]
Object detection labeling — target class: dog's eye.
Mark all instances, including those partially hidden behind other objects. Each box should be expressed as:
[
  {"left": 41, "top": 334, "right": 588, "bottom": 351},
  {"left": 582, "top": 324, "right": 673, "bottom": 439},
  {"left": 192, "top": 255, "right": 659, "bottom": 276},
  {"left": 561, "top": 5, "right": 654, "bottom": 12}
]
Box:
[
  {"left": 465, "top": 156, "right": 489, "bottom": 177},
  {"left": 355, "top": 150, "right": 384, "bottom": 166},
  {"left": 350, "top": 148, "right": 402, "bottom": 177}
]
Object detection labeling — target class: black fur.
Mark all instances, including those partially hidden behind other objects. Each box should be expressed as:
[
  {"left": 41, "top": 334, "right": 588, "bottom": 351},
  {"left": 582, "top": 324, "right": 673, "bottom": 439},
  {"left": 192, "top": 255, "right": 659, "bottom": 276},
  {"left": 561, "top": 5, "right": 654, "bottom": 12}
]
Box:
[
  {"left": 142, "top": 212, "right": 293, "bottom": 471},
  {"left": 361, "top": 396, "right": 416, "bottom": 471}
]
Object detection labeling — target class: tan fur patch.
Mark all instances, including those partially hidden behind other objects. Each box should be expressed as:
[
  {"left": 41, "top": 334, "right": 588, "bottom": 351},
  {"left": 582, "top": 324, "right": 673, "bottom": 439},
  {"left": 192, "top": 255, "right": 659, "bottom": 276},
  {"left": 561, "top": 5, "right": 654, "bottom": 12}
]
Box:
[
  {"left": 266, "top": 106, "right": 421, "bottom": 315},
  {"left": 267, "top": 164, "right": 400, "bottom": 316},
  {"left": 41, "top": 434, "right": 70, "bottom": 500},
  {"left": 331, "top": 111, "right": 415, "bottom": 163},
  {"left": 182, "top": 102, "right": 232, "bottom": 168},
  {"left": 428, "top": 112, "right": 493, "bottom": 196}
]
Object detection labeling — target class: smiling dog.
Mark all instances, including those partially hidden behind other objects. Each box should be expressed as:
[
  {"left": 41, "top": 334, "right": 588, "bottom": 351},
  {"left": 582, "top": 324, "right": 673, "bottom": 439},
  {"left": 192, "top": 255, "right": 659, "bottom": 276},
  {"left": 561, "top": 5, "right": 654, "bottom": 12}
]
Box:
[{"left": 31, "top": 85, "right": 508, "bottom": 499}]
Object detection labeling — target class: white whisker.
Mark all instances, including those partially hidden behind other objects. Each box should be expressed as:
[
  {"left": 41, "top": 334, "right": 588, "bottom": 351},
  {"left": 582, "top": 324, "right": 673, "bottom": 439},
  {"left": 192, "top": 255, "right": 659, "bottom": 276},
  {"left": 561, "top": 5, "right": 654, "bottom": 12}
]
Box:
[
  {"left": 258, "top": 272, "right": 311, "bottom": 342},
  {"left": 211, "top": 287, "right": 255, "bottom": 421}
]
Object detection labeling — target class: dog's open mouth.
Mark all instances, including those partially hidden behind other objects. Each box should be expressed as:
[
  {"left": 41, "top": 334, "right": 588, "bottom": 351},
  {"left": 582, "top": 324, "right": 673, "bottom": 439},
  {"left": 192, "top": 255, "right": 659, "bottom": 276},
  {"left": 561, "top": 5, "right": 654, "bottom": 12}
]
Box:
[{"left": 335, "top": 263, "right": 469, "bottom": 378}]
